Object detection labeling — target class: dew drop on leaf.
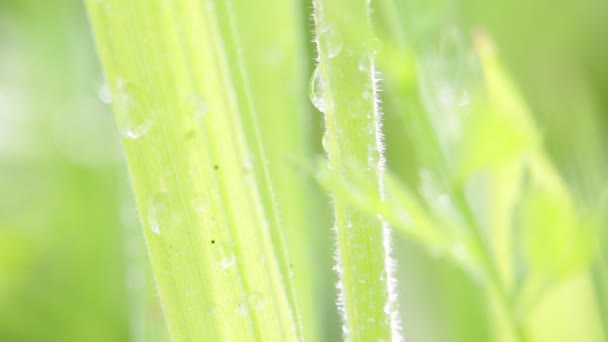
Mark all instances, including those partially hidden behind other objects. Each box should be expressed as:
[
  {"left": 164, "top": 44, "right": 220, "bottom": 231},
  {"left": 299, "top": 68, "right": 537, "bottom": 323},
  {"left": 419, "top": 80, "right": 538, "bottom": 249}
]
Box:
[
  {"left": 191, "top": 197, "right": 207, "bottom": 213},
  {"left": 321, "top": 132, "right": 330, "bottom": 153},
  {"left": 213, "top": 243, "right": 236, "bottom": 269},
  {"left": 320, "top": 24, "right": 344, "bottom": 59},
  {"left": 114, "top": 79, "right": 155, "bottom": 140},
  {"left": 383, "top": 299, "right": 398, "bottom": 315},
  {"left": 185, "top": 94, "right": 207, "bottom": 120},
  {"left": 248, "top": 292, "right": 265, "bottom": 311},
  {"left": 342, "top": 324, "right": 351, "bottom": 335},
  {"left": 98, "top": 83, "right": 112, "bottom": 104},
  {"left": 147, "top": 192, "right": 170, "bottom": 235},
  {"left": 309, "top": 65, "right": 327, "bottom": 113},
  {"left": 236, "top": 301, "right": 249, "bottom": 316}
]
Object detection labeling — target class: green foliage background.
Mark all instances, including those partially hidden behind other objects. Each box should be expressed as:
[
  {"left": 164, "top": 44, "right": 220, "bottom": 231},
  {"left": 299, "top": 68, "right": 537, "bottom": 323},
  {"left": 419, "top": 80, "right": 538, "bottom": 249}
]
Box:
[{"left": 1, "top": 0, "right": 607, "bottom": 341}]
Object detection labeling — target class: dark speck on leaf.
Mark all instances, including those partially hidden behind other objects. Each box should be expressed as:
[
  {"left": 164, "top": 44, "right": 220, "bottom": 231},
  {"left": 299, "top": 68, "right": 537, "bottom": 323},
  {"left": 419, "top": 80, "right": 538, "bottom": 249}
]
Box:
[{"left": 211, "top": 240, "right": 215, "bottom": 244}]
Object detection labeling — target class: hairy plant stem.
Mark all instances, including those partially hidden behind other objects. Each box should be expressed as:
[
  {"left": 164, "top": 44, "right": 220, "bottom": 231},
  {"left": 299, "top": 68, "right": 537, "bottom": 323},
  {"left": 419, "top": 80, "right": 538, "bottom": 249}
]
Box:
[{"left": 311, "top": 0, "right": 401, "bottom": 340}]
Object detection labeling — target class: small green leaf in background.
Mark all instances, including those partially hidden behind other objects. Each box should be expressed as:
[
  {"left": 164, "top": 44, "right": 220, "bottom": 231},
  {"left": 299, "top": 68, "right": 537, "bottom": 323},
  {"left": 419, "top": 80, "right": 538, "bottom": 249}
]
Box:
[{"left": 519, "top": 183, "right": 597, "bottom": 280}]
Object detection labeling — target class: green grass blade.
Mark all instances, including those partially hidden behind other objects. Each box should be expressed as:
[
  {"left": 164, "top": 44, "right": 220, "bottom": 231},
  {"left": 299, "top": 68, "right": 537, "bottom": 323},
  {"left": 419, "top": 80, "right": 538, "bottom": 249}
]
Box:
[
  {"left": 311, "top": 0, "right": 402, "bottom": 340},
  {"left": 208, "top": 0, "right": 321, "bottom": 339},
  {"left": 86, "top": 1, "right": 301, "bottom": 340}
]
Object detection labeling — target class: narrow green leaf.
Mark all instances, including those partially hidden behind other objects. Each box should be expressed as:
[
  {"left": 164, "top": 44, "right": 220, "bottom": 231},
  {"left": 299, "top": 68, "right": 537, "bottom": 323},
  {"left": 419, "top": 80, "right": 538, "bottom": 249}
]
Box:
[
  {"left": 212, "top": 0, "right": 321, "bottom": 338},
  {"left": 86, "top": 1, "right": 301, "bottom": 340}
]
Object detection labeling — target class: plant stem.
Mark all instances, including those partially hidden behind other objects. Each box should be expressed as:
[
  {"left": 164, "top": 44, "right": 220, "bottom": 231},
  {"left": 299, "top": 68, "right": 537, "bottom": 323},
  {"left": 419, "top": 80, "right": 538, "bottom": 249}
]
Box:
[
  {"left": 311, "top": 0, "right": 402, "bottom": 340},
  {"left": 210, "top": 0, "right": 317, "bottom": 338},
  {"left": 86, "top": 0, "right": 301, "bottom": 340}
]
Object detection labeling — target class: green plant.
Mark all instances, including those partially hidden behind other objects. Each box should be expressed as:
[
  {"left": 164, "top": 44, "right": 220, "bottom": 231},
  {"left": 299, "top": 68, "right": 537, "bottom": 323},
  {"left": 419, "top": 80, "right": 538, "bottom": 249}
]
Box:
[
  {"left": 82, "top": 0, "right": 608, "bottom": 341},
  {"left": 311, "top": 0, "right": 401, "bottom": 340},
  {"left": 319, "top": 26, "right": 605, "bottom": 342},
  {"left": 86, "top": 0, "right": 306, "bottom": 340}
]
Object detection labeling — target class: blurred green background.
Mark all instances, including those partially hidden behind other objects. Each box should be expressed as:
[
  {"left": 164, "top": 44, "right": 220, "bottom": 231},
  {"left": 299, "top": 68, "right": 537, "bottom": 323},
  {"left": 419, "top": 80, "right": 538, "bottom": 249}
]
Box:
[{"left": 1, "top": 0, "right": 606, "bottom": 341}]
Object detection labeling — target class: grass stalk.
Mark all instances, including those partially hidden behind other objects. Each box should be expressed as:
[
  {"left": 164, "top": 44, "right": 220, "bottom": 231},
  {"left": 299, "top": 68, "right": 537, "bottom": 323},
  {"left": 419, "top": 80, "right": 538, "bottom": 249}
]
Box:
[
  {"left": 311, "top": 0, "right": 402, "bottom": 340},
  {"left": 86, "top": 0, "right": 301, "bottom": 340},
  {"left": 213, "top": 0, "right": 321, "bottom": 338}
]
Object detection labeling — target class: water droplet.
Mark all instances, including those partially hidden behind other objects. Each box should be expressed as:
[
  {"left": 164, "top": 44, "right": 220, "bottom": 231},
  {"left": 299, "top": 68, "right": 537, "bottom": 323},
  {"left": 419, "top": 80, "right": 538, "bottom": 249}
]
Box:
[
  {"left": 98, "top": 83, "right": 112, "bottom": 104},
  {"left": 213, "top": 243, "right": 236, "bottom": 269},
  {"left": 114, "top": 79, "right": 155, "bottom": 140},
  {"left": 191, "top": 197, "right": 207, "bottom": 213},
  {"left": 321, "top": 133, "right": 330, "bottom": 152},
  {"left": 342, "top": 324, "right": 351, "bottom": 335},
  {"left": 185, "top": 94, "right": 207, "bottom": 120},
  {"left": 383, "top": 300, "right": 398, "bottom": 315},
  {"left": 147, "top": 192, "right": 170, "bottom": 235},
  {"left": 236, "top": 301, "right": 249, "bottom": 316},
  {"left": 309, "top": 65, "right": 327, "bottom": 113},
  {"left": 320, "top": 24, "right": 344, "bottom": 59},
  {"left": 248, "top": 292, "right": 265, "bottom": 310}
]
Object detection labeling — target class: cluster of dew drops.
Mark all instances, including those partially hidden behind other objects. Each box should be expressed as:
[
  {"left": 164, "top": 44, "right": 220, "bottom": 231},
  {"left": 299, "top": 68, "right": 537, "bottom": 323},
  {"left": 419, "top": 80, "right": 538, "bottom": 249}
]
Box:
[
  {"left": 98, "top": 79, "right": 273, "bottom": 321},
  {"left": 96, "top": 25, "right": 386, "bottom": 323},
  {"left": 98, "top": 80, "right": 238, "bottom": 271},
  {"left": 309, "top": 25, "right": 384, "bottom": 160}
]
